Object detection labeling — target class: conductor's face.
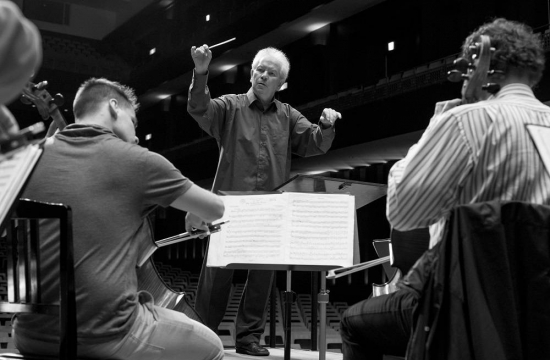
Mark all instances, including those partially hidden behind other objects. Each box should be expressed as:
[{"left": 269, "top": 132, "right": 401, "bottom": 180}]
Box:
[{"left": 250, "top": 56, "right": 284, "bottom": 102}]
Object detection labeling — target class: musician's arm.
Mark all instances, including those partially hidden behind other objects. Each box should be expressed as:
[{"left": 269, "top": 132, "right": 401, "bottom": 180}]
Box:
[
  {"left": 386, "top": 111, "right": 472, "bottom": 232},
  {"left": 170, "top": 185, "right": 225, "bottom": 231}
]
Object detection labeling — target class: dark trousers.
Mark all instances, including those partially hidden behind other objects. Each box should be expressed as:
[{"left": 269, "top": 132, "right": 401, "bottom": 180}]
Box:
[
  {"left": 195, "top": 252, "right": 274, "bottom": 345},
  {"left": 339, "top": 289, "right": 417, "bottom": 360}
]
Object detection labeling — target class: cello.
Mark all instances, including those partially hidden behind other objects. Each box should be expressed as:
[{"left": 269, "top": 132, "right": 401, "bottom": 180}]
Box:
[
  {"left": 447, "top": 34, "right": 503, "bottom": 103},
  {"left": 20, "top": 80, "right": 68, "bottom": 136},
  {"left": 137, "top": 217, "right": 227, "bottom": 322},
  {"left": 0, "top": 81, "right": 67, "bottom": 151},
  {"left": 369, "top": 34, "right": 502, "bottom": 297},
  {"left": 371, "top": 228, "right": 430, "bottom": 296}
]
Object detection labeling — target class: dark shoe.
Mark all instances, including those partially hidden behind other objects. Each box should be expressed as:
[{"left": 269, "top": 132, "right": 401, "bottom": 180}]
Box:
[{"left": 235, "top": 342, "right": 270, "bottom": 356}]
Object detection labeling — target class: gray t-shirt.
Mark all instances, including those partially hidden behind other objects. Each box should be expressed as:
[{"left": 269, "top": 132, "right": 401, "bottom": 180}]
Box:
[{"left": 14, "top": 124, "right": 192, "bottom": 344}]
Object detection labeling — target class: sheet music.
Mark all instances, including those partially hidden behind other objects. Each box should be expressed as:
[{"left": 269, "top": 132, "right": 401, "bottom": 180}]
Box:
[
  {"left": 0, "top": 144, "right": 43, "bottom": 226},
  {"left": 207, "top": 192, "right": 355, "bottom": 268},
  {"left": 527, "top": 124, "right": 550, "bottom": 176}
]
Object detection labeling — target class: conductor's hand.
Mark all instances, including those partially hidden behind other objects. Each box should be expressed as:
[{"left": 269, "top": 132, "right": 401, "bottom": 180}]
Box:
[
  {"left": 191, "top": 45, "right": 212, "bottom": 75},
  {"left": 185, "top": 212, "right": 211, "bottom": 239},
  {"left": 0, "top": 105, "right": 19, "bottom": 142},
  {"left": 319, "top": 108, "right": 342, "bottom": 128}
]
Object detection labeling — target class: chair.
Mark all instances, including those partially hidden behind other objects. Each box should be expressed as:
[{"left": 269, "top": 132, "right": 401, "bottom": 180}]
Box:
[
  {"left": 0, "top": 199, "right": 76, "bottom": 360},
  {"left": 407, "top": 201, "right": 550, "bottom": 360}
]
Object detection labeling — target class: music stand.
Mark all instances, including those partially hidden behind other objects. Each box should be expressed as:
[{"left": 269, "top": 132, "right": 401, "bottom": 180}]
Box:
[
  {"left": 214, "top": 175, "right": 386, "bottom": 360},
  {"left": 0, "top": 144, "right": 44, "bottom": 235},
  {"left": 273, "top": 174, "right": 386, "bottom": 360}
]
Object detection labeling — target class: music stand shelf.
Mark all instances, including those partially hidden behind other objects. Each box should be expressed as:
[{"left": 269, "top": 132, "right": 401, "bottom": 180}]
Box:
[{"left": 224, "top": 264, "right": 339, "bottom": 272}]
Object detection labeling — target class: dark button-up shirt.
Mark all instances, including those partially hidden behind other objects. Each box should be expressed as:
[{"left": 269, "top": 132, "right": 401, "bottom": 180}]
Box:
[{"left": 187, "top": 71, "right": 335, "bottom": 192}]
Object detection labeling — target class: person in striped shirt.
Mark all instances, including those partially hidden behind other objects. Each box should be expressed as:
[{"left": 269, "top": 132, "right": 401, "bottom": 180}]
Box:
[{"left": 340, "top": 18, "right": 548, "bottom": 360}]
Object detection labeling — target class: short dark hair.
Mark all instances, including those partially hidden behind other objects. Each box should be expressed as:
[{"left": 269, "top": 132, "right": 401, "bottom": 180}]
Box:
[
  {"left": 73, "top": 78, "right": 139, "bottom": 119},
  {"left": 462, "top": 18, "right": 545, "bottom": 86}
]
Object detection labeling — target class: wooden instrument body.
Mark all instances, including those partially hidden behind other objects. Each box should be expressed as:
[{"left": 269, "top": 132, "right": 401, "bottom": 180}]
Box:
[
  {"left": 371, "top": 228, "right": 430, "bottom": 297},
  {"left": 372, "top": 269, "right": 401, "bottom": 297},
  {"left": 136, "top": 217, "right": 204, "bottom": 323},
  {"left": 137, "top": 258, "right": 202, "bottom": 322}
]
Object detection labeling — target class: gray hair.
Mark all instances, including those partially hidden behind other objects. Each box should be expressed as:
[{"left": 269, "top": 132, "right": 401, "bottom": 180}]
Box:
[{"left": 251, "top": 47, "right": 290, "bottom": 82}]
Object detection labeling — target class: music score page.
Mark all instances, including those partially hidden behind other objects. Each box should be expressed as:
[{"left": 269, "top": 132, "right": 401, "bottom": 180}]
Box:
[
  {"left": 207, "top": 192, "right": 355, "bottom": 268},
  {"left": 527, "top": 124, "right": 550, "bottom": 177},
  {"left": 0, "top": 144, "right": 43, "bottom": 227}
]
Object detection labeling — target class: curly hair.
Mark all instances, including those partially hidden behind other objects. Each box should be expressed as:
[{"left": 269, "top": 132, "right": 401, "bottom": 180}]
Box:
[
  {"left": 462, "top": 18, "right": 545, "bottom": 86},
  {"left": 73, "top": 77, "right": 139, "bottom": 120}
]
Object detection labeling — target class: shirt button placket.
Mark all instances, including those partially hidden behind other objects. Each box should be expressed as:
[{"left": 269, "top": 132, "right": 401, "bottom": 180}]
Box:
[{"left": 257, "top": 115, "right": 268, "bottom": 189}]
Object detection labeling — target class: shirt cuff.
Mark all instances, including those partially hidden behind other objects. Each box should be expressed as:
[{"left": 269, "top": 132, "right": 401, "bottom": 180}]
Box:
[
  {"left": 192, "top": 69, "right": 209, "bottom": 88},
  {"left": 319, "top": 120, "right": 333, "bottom": 130}
]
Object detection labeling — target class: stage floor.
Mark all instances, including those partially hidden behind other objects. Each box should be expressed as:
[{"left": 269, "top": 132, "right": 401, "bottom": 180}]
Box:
[{"left": 224, "top": 347, "right": 343, "bottom": 360}]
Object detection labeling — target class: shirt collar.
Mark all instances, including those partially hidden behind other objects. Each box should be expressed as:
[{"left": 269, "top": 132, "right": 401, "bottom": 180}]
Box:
[
  {"left": 246, "top": 88, "right": 280, "bottom": 112},
  {"left": 495, "top": 83, "right": 535, "bottom": 99},
  {"left": 61, "top": 123, "right": 116, "bottom": 138}
]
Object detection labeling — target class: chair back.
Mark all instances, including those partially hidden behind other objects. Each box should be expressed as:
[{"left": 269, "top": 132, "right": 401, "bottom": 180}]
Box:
[
  {"left": 1, "top": 199, "right": 76, "bottom": 360},
  {"left": 407, "top": 201, "right": 550, "bottom": 360}
]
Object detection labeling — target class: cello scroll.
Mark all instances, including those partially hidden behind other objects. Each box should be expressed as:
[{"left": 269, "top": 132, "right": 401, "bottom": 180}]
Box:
[
  {"left": 447, "top": 34, "right": 503, "bottom": 103},
  {"left": 20, "top": 81, "right": 68, "bottom": 136}
]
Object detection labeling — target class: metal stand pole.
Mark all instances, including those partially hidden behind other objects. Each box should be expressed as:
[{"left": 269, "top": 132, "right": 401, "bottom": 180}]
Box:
[
  {"left": 269, "top": 271, "right": 277, "bottom": 347},
  {"left": 318, "top": 270, "right": 329, "bottom": 360},
  {"left": 283, "top": 270, "right": 295, "bottom": 360},
  {"left": 311, "top": 271, "right": 318, "bottom": 350}
]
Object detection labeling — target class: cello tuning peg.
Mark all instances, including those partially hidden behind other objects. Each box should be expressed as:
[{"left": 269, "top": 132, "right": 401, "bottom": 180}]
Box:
[
  {"left": 20, "top": 95, "right": 32, "bottom": 105},
  {"left": 34, "top": 81, "right": 49, "bottom": 90},
  {"left": 447, "top": 69, "right": 464, "bottom": 82},
  {"left": 50, "top": 93, "right": 65, "bottom": 107},
  {"left": 447, "top": 57, "right": 471, "bottom": 83},
  {"left": 453, "top": 57, "right": 470, "bottom": 73},
  {"left": 481, "top": 83, "right": 501, "bottom": 94}
]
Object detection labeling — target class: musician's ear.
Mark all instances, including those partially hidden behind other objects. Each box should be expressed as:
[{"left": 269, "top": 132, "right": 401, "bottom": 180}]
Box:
[{"left": 108, "top": 99, "right": 118, "bottom": 120}]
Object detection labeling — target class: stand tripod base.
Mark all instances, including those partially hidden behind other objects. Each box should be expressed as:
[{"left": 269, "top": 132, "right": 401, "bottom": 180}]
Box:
[{"left": 224, "top": 347, "right": 343, "bottom": 360}]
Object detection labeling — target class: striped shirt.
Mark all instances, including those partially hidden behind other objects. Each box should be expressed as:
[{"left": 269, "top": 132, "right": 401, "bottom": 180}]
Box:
[{"left": 387, "top": 83, "right": 550, "bottom": 247}]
